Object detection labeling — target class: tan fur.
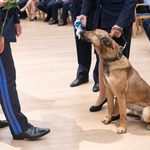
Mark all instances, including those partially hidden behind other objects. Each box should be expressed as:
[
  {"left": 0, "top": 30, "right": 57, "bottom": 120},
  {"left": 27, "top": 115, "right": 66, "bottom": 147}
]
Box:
[{"left": 81, "top": 29, "right": 150, "bottom": 133}]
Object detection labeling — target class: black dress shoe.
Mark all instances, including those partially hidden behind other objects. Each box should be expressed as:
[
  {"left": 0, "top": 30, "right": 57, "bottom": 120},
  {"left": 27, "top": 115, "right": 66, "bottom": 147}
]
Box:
[
  {"left": 90, "top": 98, "right": 107, "bottom": 112},
  {"left": 106, "top": 115, "right": 120, "bottom": 122},
  {"left": 0, "top": 120, "right": 8, "bottom": 128},
  {"left": 70, "top": 78, "right": 88, "bottom": 87},
  {"left": 43, "top": 16, "right": 51, "bottom": 22},
  {"left": 58, "top": 21, "right": 67, "bottom": 26},
  {"left": 13, "top": 126, "right": 50, "bottom": 140},
  {"left": 92, "top": 83, "right": 99, "bottom": 92},
  {"left": 49, "top": 19, "right": 58, "bottom": 25}
]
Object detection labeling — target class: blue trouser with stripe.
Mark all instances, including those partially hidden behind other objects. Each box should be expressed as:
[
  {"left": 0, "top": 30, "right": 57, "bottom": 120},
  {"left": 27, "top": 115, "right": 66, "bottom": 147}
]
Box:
[{"left": 0, "top": 42, "right": 31, "bottom": 135}]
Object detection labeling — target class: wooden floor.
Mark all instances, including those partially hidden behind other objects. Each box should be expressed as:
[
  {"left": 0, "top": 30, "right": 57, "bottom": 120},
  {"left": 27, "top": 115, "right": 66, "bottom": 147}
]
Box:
[{"left": 0, "top": 18, "right": 150, "bottom": 150}]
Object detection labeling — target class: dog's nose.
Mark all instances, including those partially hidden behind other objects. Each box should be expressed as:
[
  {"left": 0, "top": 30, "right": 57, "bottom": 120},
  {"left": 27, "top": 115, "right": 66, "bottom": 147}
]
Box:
[{"left": 80, "top": 30, "right": 84, "bottom": 36}]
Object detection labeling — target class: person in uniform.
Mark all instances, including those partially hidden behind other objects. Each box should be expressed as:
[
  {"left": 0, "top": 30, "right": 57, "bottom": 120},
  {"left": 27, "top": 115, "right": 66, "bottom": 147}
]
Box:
[{"left": 0, "top": 0, "right": 50, "bottom": 140}]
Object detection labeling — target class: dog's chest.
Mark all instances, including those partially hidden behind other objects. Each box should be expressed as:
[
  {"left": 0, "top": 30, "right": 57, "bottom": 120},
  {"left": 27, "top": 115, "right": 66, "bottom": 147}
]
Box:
[
  {"left": 103, "top": 62, "right": 110, "bottom": 77},
  {"left": 102, "top": 63, "right": 115, "bottom": 86}
]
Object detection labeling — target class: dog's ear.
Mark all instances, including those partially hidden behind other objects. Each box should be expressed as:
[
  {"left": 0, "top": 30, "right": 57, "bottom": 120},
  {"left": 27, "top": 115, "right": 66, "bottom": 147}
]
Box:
[{"left": 100, "top": 36, "right": 114, "bottom": 49}]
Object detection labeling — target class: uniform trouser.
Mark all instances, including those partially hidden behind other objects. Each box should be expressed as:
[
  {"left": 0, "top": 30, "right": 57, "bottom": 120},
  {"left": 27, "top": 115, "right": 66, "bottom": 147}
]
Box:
[
  {"left": 0, "top": 42, "right": 31, "bottom": 135},
  {"left": 74, "top": 31, "right": 99, "bottom": 83},
  {"left": 143, "top": 18, "right": 150, "bottom": 41},
  {"left": 37, "top": 0, "right": 55, "bottom": 17},
  {"left": 60, "top": 2, "right": 72, "bottom": 21},
  {"left": 18, "top": 0, "right": 28, "bottom": 8},
  {"left": 52, "top": 1, "right": 63, "bottom": 20},
  {"left": 102, "top": 23, "right": 133, "bottom": 59},
  {"left": 71, "top": 2, "right": 99, "bottom": 83}
]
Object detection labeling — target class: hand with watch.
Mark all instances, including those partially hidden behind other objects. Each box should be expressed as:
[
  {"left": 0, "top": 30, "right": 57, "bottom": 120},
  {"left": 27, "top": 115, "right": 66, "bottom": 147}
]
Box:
[{"left": 110, "top": 25, "right": 123, "bottom": 38}]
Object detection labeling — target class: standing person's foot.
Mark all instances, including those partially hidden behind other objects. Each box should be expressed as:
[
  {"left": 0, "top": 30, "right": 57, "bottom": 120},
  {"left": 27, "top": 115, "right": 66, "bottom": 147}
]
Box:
[
  {"left": 92, "top": 83, "right": 99, "bottom": 92},
  {"left": 70, "top": 78, "right": 89, "bottom": 87},
  {"left": 58, "top": 21, "right": 67, "bottom": 26},
  {"left": 13, "top": 126, "right": 50, "bottom": 140},
  {"left": 0, "top": 120, "right": 8, "bottom": 128},
  {"left": 49, "top": 19, "right": 58, "bottom": 25},
  {"left": 90, "top": 98, "right": 107, "bottom": 112},
  {"left": 43, "top": 16, "right": 51, "bottom": 22}
]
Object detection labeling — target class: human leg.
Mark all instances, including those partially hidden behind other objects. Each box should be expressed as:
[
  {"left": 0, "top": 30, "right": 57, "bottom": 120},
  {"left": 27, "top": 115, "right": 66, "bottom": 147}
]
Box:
[
  {"left": 49, "top": 1, "right": 63, "bottom": 25},
  {"left": 18, "top": 0, "right": 28, "bottom": 19},
  {"left": 0, "top": 43, "right": 31, "bottom": 135},
  {"left": 0, "top": 43, "right": 50, "bottom": 139},
  {"left": 70, "top": 31, "right": 91, "bottom": 87},
  {"left": 20, "top": 0, "right": 33, "bottom": 12},
  {"left": 143, "top": 18, "right": 150, "bottom": 41},
  {"left": 37, "top": 0, "right": 47, "bottom": 13},
  {"left": 58, "top": 1, "right": 72, "bottom": 26},
  {"left": 92, "top": 50, "right": 99, "bottom": 92},
  {"left": 30, "top": 0, "right": 39, "bottom": 20},
  {"left": 44, "top": 0, "right": 56, "bottom": 22}
]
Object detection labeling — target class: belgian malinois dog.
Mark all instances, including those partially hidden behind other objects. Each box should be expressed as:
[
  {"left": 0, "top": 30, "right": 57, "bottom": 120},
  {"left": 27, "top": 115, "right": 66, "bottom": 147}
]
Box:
[{"left": 80, "top": 29, "right": 150, "bottom": 134}]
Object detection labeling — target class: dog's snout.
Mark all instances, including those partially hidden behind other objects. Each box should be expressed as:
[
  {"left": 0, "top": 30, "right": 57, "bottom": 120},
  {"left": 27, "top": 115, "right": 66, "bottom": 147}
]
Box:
[{"left": 80, "top": 31, "right": 84, "bottom": 37}]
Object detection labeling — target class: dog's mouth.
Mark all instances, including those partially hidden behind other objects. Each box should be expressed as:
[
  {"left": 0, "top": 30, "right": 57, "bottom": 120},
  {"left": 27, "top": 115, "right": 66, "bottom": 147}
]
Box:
[{"left": 80, "top": 31, "right": 93, "bottom": 44}]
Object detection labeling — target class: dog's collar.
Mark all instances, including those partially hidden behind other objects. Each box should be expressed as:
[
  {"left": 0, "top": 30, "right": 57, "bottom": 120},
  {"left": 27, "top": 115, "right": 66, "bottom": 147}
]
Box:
[
  {"left": 103, "top": 46, "right": 123, "bottom": 63},
  {"left": 103, "top": 36, "right": 127, "bottom": 63}
]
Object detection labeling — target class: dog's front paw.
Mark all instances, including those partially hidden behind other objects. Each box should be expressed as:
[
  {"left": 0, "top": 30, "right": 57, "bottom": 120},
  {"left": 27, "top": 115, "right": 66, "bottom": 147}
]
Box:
[
  {"left": 117, "top": 126, "right": 126, "bottom": 134},
  {"left": 101, "top": 116, "right": 111, "bottom": 125},
  {"left": 146, "top": 124, "right": 150, "bottom": 131}
]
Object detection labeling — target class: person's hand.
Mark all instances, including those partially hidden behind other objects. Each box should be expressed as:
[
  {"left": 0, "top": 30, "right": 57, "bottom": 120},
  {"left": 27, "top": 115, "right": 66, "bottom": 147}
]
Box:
[
  {"left": 0, "top": 0, "right": 8, "bottom": 7},
  {"left": 0, "top": 37, "right": 5, "bottom": 53},
  {"left": 15, "top": 23, "right": 22, "bottom": 37},
  {"left": 76, "top": 15, "right": 87, "bottom": 27},
  {"left": 110, "top": 25, "right": 123, "bottom": 38}
]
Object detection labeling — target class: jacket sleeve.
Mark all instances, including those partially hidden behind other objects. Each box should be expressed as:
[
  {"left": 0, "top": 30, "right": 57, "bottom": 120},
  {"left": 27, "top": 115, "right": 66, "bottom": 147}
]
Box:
[
  {"left": 116, "top": 0, "right": 138, "bottom": 29},
  {"left": 80, "top": 0, "right": 96, "bottom": 17},
  {"left": 0, "top": 9, "right": 2, "bottom": 31},
  {"left": 14, "top": 8, "right": 20, "bottom": 24}
]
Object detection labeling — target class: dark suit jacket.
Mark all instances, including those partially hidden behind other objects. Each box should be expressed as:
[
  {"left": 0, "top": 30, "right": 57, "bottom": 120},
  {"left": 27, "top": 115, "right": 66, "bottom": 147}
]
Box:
[
  {"left": 0, "top": 8, "right": 20, "bottom": 42},
  {"left": 81, "top": 0, "right": 138, "bottom": 29},
  {"left": 72, "top": 0, "right": 96, "bottom": 29}
]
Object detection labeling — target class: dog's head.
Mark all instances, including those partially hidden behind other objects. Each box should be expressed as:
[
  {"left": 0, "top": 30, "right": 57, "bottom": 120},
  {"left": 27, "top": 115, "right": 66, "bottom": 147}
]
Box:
[{"left": 80, "top": 29, "right": 120, "bottom": 59}]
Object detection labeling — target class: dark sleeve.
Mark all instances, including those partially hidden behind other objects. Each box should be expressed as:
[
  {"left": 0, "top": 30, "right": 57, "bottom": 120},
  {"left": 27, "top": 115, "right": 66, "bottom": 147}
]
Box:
[
  {"left": 116, "top": 0, "right": 139, "bottom": 29},
  {"left": 0, "top": 9, "right": 2, "bottom": 31},
  {"left": 80, "top": 0, "right": 96, "bottom": 17},
  {"left": 14, "top": 9, "right": 20, "bottom": 24}
]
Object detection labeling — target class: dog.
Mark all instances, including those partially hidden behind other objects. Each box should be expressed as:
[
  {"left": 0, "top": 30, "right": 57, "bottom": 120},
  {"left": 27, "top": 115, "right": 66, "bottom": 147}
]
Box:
[{"left": 80, "top": 29, "right": 150, "bottom": 134}]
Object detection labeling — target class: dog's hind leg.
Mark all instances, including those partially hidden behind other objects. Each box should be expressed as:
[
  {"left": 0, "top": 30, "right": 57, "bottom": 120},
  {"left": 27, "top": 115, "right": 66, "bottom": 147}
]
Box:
[
  {"left": 116, "top": 94, "right": 127, "bottom": 134},
  {"left": 127, "top": 110, "right": 140, "bottom": 117},
  {"left": 141, "top": 106, "right": 150, "bottom": 130},
  {"left": 102, "top": 87, "right": 114, "bottom": 124}
]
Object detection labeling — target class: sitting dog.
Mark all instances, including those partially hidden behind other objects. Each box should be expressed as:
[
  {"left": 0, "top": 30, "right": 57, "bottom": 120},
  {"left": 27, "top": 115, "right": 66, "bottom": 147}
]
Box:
[{"left": 80, "top": 29, "right": 150, "bottom": 134}]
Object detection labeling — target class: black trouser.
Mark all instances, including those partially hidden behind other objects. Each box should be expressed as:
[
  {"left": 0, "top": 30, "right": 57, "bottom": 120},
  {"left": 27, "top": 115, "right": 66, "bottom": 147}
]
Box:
[
  {"left": 0, "top": 42, "right": 31, "bottom": 136},
  {"left": 71, "top": 2, "right": 99, "bottom": 83},
  {"left": 143, "top": 18, "right": 150, "bottom": 41},
  {"left": 37, "top": 0, "right": 56, "bottom": 17},
  {"left": 51, "top": 1, "right": 63, "bottom": 20},
  {"left": 60, "top": 1, "right": 72, "bottom": 21}
]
